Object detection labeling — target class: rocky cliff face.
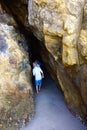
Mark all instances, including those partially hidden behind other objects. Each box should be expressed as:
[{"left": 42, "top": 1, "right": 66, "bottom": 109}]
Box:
[
  {"left": 0, "top": 3, "right": 34, "bottom": 129},
  {"left": 0, "top": 0, "right": 87, "bottom": 124},
  {"left": 28, "top": 0, "right": 87, "bottom": 120},
  {"left": 28, "top": 0, "right": 87, "bottom": 122}
]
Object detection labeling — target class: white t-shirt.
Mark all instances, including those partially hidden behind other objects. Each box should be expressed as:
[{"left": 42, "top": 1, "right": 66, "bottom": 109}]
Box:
[{"left": 33, "top": 66, "right": 43, "bottom": 80}]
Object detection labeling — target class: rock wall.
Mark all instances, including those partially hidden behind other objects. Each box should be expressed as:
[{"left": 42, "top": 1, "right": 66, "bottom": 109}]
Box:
[
  {"left": 0, "top": 4, "right": 34, "bottom": 129},
  {"left": 1, "top": 0, "right": 87, "bottom": 123},
  {"left": 28, "top": 0, "right": 87, "bottom": 122}
]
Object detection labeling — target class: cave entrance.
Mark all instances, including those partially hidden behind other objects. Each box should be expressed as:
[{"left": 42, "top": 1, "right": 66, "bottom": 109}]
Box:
[
  {"left": 29, "top": 34, "right": 42, "bottom": 64},
  {"left": 23, "top": 33, "right": 87, "bottom": 130},
  {"left": 28, "top": 33, "right": 47, "bottom": 93},
  {"left": 28, "top": 33, "right": 61, "bottom": 95}
]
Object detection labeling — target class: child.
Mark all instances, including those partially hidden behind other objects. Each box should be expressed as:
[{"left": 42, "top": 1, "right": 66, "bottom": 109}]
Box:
[{"left": 32, "top": 62, "right": 44, "bottom": 94}]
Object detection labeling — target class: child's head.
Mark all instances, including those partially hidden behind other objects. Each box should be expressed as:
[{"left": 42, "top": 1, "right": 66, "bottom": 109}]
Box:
[{"left": 33, "top": 62, "right": 36, "bottom": 67}]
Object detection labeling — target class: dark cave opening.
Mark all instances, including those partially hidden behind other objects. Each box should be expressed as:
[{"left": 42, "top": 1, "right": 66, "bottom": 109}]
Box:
[{"left": 29, "top": 34, "right": 43, "bottom": 64}]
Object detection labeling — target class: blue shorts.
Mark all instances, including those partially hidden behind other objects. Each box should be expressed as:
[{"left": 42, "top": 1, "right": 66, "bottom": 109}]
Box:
[{"left": 35, "top": 80, "right": 42, "bottom": 87}]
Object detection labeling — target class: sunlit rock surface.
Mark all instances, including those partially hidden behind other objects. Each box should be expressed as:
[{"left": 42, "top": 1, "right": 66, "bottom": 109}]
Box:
[
  {"left": 0, "top": 5, "right": 34, "bottom": 129},
  {"left": 28, "top": 0, "right": 85, "bottom": 65},
  {"left": 28, "top": 0, "right": 87, "bottom": 122},
  {"left": 1, "top": 0, "right": 87, "bottom": 123}
]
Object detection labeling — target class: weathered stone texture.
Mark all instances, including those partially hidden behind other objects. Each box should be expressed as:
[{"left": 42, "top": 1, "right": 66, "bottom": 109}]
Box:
[
  {"left": 28, "top": 0, "right": 87, "bottom": 121},
  {"left": 0, "top": 5, "right": 34, "bottom": 129},
  {"left": 1, "top": 0, "right": 87, "bottom": 124},
  {"left": 28, "top": 0, "right": 86, "bottom": 66}
]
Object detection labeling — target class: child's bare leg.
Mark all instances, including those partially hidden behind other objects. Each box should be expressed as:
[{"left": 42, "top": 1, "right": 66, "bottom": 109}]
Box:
[
  {"left": 39, "top": 87, "right": 40, "bottom": 91},
  {"left": 39, "top": 86, "right": 41, "bottom": 91},
  {"left": 36, "top": 86, "right": 39, "bottom": 94}
]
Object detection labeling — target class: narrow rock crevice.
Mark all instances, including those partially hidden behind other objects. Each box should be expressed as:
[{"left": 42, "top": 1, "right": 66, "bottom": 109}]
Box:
[{"left": 0, "top": 0, "right": 87, "bottom": 126}]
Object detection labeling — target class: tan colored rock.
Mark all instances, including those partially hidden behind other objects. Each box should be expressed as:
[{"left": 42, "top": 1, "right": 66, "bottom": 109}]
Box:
[
  {"left": 28, "top": 0, "right": 85, "bottom": 66},
  {"left": 62, "top": 34, "right": 79, "bottom": 66},
  {"left": 28, "top": 0, "right": 87, "bottom": 121},
  {"left": 45, "top": 35, "right": 62, "bottom": 61},
  {"left": 0, "top": 6, "right": 34, "bottom": 129},
  {"left": 1, "top": 0, "right": 87, "bottom": 123},
  {"left": 79, "top": 30, "right": 87, "bottom": 60}
]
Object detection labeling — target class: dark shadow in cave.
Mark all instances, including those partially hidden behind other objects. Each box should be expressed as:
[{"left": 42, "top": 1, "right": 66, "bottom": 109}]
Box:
[
  {"left": 29, "top": 34, "right": 43, "bottom": 65},
  {"left": 28, "top": 34, "right": 48, "bottom": 94},
  {"left": 21, "top": 34, "right": 87, "bottom": 130},
  {"left": 21, "top": 35, "right": 87, "bottom": 130}
]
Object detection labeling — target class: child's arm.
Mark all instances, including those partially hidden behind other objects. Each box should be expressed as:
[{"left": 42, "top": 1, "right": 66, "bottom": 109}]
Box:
[
  {"left": 41, "top": 73, "right": 44, "bottom": 78},
  {"left": 40, "top": 68, "right": 44, "bottom": 78}
]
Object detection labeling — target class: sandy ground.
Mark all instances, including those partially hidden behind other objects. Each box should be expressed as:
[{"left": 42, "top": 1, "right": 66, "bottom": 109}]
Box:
[{"left": 21, "top": 71, "right": 87, "bottom": 130}]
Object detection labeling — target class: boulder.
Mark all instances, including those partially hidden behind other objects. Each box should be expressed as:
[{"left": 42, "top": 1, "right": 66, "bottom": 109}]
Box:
[{"left": 0, "top": 4, "right": 34, "bottom": 129}]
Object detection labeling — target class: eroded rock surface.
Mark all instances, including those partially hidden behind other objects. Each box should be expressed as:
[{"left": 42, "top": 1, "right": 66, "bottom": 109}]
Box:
[
  {"left": 28, "top": 0, "right": 87, "bottom": 122},
  {"left": 0, "top": 4, "right": 34, "bottom": 129},
  {"left": 0, "top": 0, "right": 87, "bottom": 124}
]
